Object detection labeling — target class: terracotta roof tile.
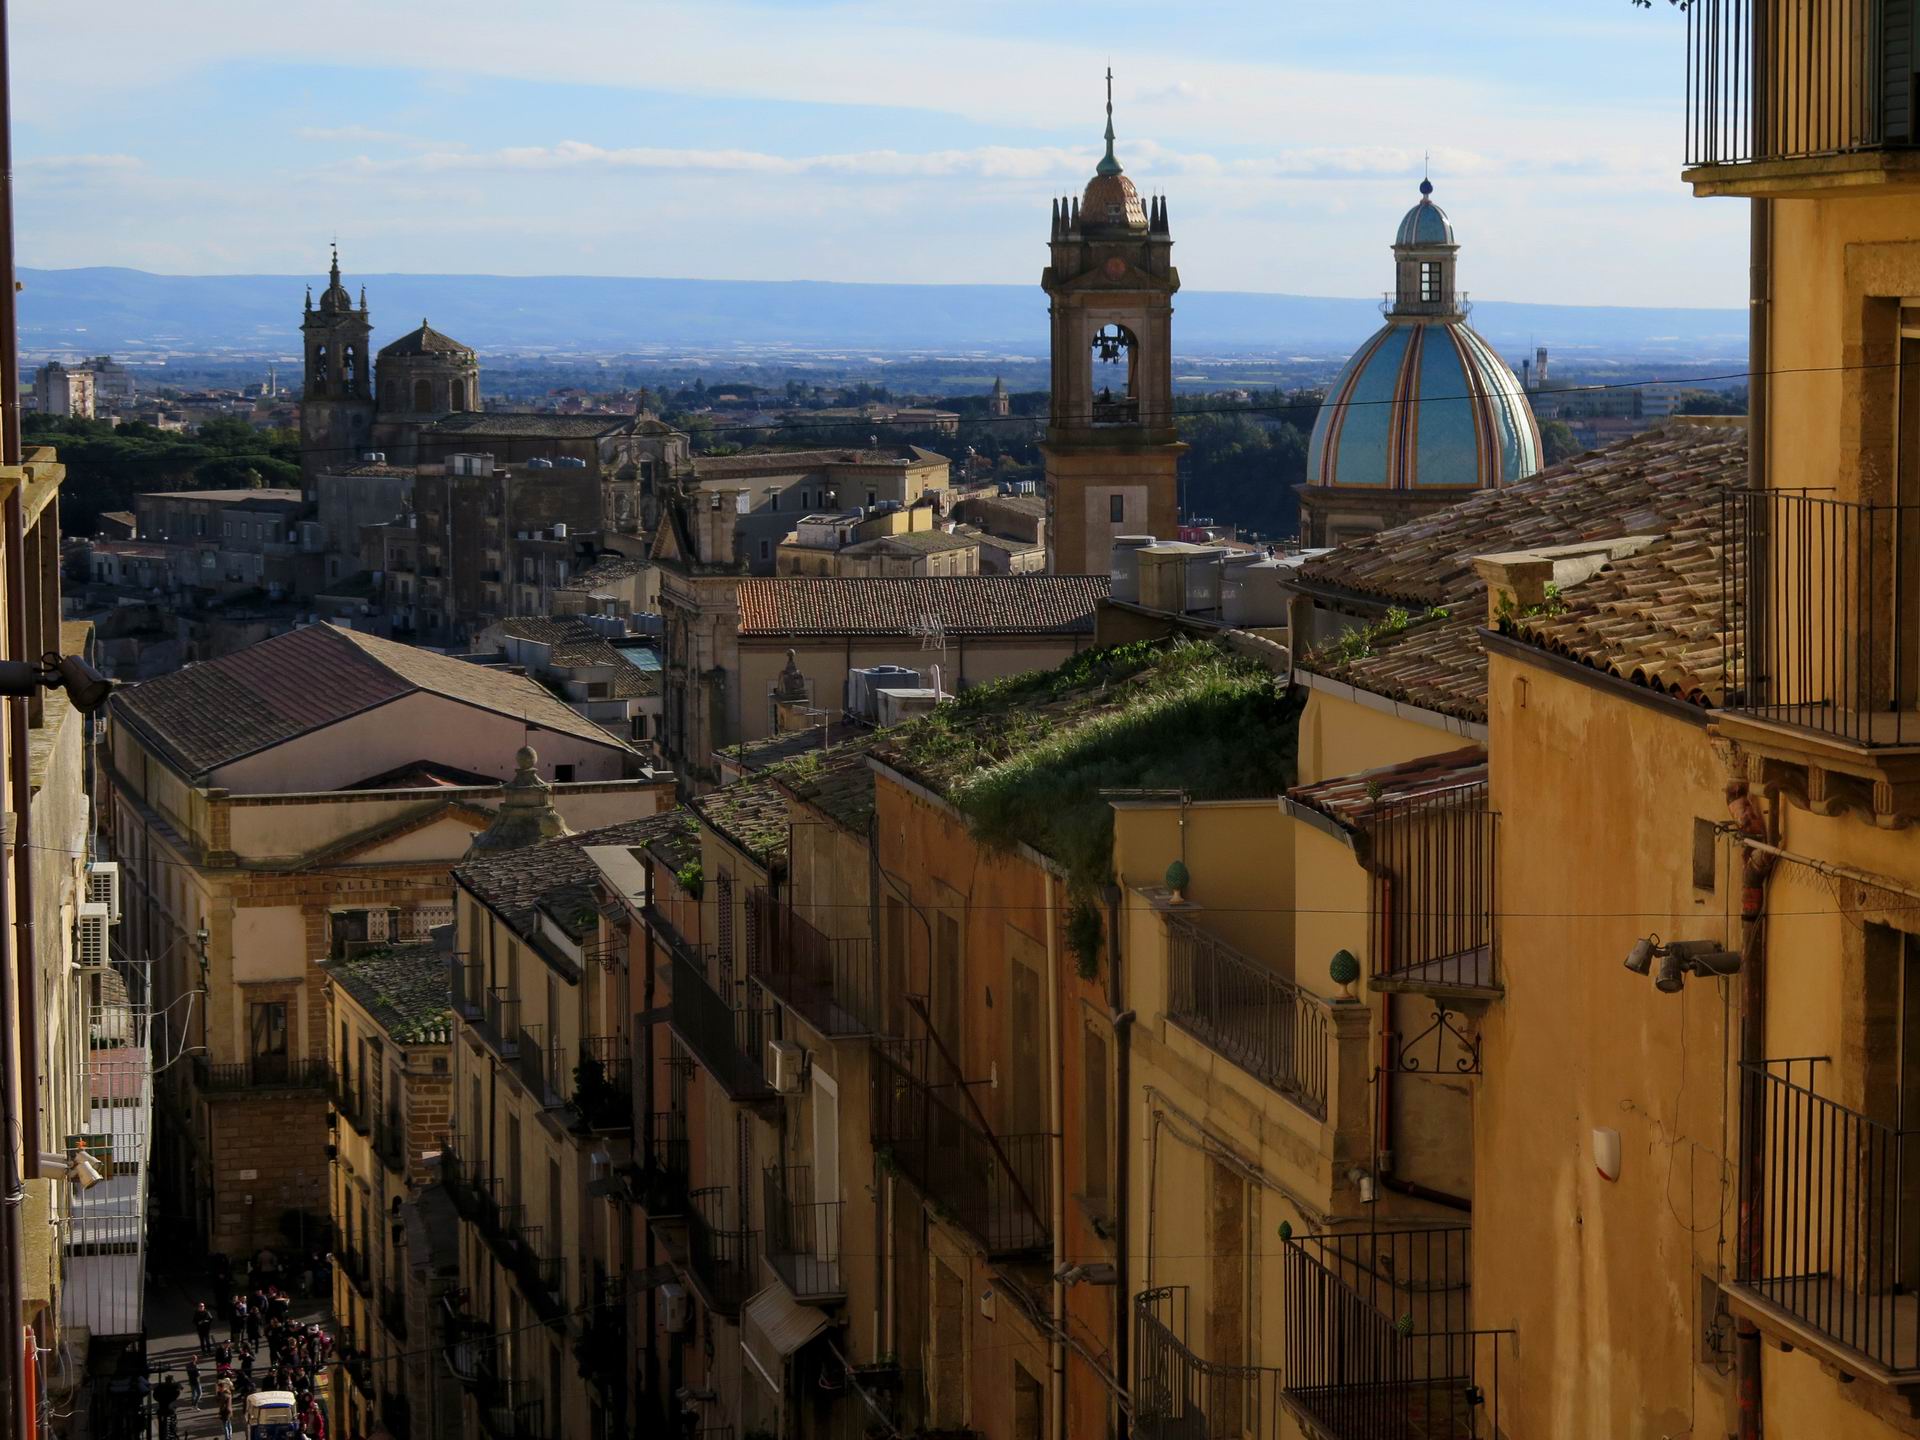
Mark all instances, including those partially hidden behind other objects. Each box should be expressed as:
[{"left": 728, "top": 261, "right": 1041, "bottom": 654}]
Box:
[
  {"left": 326, "top": 943, "right": 454, "bottom": 1044},
  {"left": 736, "top": 575, "right": 1107, "bottom": 638},
  {"left": 426, "top": 412, "right": 634, "bottom": 439},
  {"left": 456, "top": 810, "right": 687, "bottom": 936},
  {"left": 1288, "top": 746, "right": 1488, "bottom": 833},
  {"left": 693, "top": 771, "right": 793, "bottom": 865}
]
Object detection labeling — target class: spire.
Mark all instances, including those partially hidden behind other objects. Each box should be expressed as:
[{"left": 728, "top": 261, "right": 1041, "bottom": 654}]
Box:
[
  {"left": 359, "top": 285, "right": 367, "bottom": 312},
  {"left": 1097, "top": 67, "right": 1122, "bottom": 177},
  {"left": 329, "top": 243, "right": 341, "bottom": 290}
]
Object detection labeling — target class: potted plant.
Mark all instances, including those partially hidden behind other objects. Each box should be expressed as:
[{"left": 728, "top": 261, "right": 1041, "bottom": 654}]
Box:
[
  {"left": 1329, "top": 948, "right": 1361, "bottom": 1000},
  {"left": 1164, "top": 859, "right": 1190, "bottom": 904}
]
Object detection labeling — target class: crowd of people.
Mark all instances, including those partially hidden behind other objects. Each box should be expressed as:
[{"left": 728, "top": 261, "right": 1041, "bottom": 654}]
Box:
[{"left": 151, "top": 1286, "right": 332, "bottom": 1438}]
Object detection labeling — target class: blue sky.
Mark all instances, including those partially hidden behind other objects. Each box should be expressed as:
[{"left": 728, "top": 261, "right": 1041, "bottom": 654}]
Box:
[{"left": 11, "top": 0, "right": 1744, "bottom": 309}]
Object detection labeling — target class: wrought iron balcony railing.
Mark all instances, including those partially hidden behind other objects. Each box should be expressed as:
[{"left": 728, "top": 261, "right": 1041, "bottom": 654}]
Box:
[
  {"left": 1365, "top": 779, "right": 1498, "bottom": 996},
  {"left": 686, "top": 1185, "right": 759, "bottom": 1316},
  {"left": 1281, "top": 1226, "right": 1512, "bottom": 1440},
  {"left": 441, "top": 1140, "right": 497, "bottom": 1223},
  {"left": 451, "top": 957, "right": 486, "bottom": 1022},
  {"left": 1686, "top": 0, "right": 1911, "bottom": 168},
  {"left": 193, "top": 1055, "right": 331, "bottom": 1093},
  {"left": 505, "top": 1221, "right": 568, "bottom": 1326},
  {"left": 1165, "top": 914, "right": 1328, "bottom": 1117},
  {"left": 374, "top": 1114, "right": 406, "bottom": 1173},
  {"left": 747, "top": 889, "right": 880, "bottom": 1037},
  {"left": 514, "top": 1024, "right": 566, "bottom": 1108},
  {"left": 1734, "top": 1057, "right": 1920, "bottom": 1374},
  {"left": 1722, "top": 491, "right": 1920, "bottom": 749},
  {"left": 669, "top": 949, "right": 774, "bottom": 1101},
  {"left": 763, "top": 1164, "right": 845, "bottom": 1301},
  {"left": 484, "top": 988, "right": 522, "bottom": 1059},
  {"left": 1135, "top": 1287, "right": 1284, "bottom": 1440},
  {"left": 574, "top": 1267, "right": 629, "bottom": 1395},
  {"left": 331, "top": 1076, "right": 372, "bottom": 1137},
  {"left": 570, "top": 1035, "right": 634, "bottom": 1132},
  {"left": 637, "top": 1109, "right": 691, "bottom": 1214},
  {"left": 338, "top": 1244, "right": 372, "bottom": 1299},
  {"left": 869, "top": 1039, "right": 1050, "bottom": 1257}
]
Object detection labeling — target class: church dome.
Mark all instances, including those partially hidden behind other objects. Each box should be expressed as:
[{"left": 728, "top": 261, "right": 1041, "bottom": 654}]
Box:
[
  {"left": 1082, "top": 170, "right": 1147, "bottom": 232},
  {"left": 1308, "top": 180, "right": 1538, "bottom": 492},
  {"left": 1395, "top": 179, "right": 1456, "bottom": 248},
  {"left": 379, "top": 320, "right": 472, "bottom": 359}
]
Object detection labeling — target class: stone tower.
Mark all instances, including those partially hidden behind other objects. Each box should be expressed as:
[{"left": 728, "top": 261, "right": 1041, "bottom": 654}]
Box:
[
  {"left": 1040, "top": 73, "right": 1183, "bottom": 575},
  {"left": 300, "top": 247, "right": 374, "bottom": 484},
  {"left": 989, "top": 375, "right": 1010, "bottom": 418}
]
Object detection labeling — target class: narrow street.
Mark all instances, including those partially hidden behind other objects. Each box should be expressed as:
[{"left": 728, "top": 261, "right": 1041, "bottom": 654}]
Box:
[{"left": 136, "top": 1278, "right": 336, "bottom": 1438}]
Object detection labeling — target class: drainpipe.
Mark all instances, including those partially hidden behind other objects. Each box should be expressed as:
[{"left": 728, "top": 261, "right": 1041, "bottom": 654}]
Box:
[
  {"left": 1103, "top": 883, "right": 1131, "bottom": 1436},
  {"left": 1045, "top": 875, "right": 1066, "bottom": 1440},
  {"left": 640, "top": 916, "right": 659, "bottom": 1419},
  {"left": 1730, "top": 780, "right": 1776, "bottom": 1440}
]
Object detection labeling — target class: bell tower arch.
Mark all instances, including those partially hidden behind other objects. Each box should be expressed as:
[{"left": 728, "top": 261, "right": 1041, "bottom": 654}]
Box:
[
  {"left": 1040, "top": 72, "right": 1184, "bottom": 575},
  {"left": 299, "top": 245, "right": 375, "bottom": 484}
]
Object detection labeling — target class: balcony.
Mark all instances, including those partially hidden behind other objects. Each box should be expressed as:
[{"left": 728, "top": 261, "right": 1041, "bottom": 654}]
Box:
[
  {"left": 441, "top": 1141, "right": 495, "bottom": 1222},
  {"left": 569, "top": 1035, "right": 634, "bottom": 1132},
  {"left": 332, "top": 1076, "right": 372, "bottom": 1137},
  {"left": 380, "top": 1277, "right": 409, "bottom": 1341},
  {"left": 1134, "top": 1287, "right": 1284, "bottom": 1440},
  {"left": 1165, "top": 914, "right": 1329, "bottom": 1118},
  {"left": 452, "top": 958, "right": 486, "bottom": 1022},
  {"left": 483, "top": 988, "right": 522, "bottom": 1059},
  {"left": 637, "top": 1108, "right": 690, "bottom": 1214},
  {"left": 1727, "top": 1058, "right": 1920, "bottom": 1379},
  {"left": 1684, "top": 0, "right": 1920, "bottom": 193},
  {"left": 506, "top": 1222, "right": 569, "bottom": 1328},
  {"left": 668, "top": 948, "right": 775, "bottom": 1102},
  {"left": 681, "top": 1185, "right": 759, "bottom": 1316},
  {"left": 869, "top": 1039, "right": 1050, "bottom": 1257},
  {"left": 193, "top": 1055, "right": 330, "bottom": 1094},
  {"left": 374, "top": 1114, "right": 406, "bottom": 1174},
  {"left": 1280, "top": 1226, "right": 1512, "bottom": 1440},
  {"left": 574, "top": 1267, "right": 629, "bottom": 1397},
  {"left": 1366, "top": 780, "right": 1499, "bottom": 999},
  {"left": 514, "top": 1023, "right": 566, "bottom": 1108},
  {"left": 763, "top": 1164, "right": 845, "bottom": 1302},
  {"left": 747, "top": 889, "right": 880, "bottom": 1037},
  {"left": 1719, "top": 493, "right": 1920, "bottom": 817},
  {"left": 338, "top": 1244, "right": 373, "bottom": 1300}
]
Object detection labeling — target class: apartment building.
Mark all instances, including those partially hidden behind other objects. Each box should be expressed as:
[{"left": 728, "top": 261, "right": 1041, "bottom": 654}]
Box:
[
  {"left": 103, "top": 620, "right": 666, "bottom": 1260},
  {"left": 321, "top": 937, "right": 457, "bottom": 1440}
]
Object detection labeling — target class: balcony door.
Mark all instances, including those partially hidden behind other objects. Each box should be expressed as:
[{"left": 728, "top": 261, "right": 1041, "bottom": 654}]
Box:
[
  {"left": 1901, "top": 931, "right": 1920, "bottom": 1289},
  {"left": 813, "top": 1069, "right": 840, "bottom": 1263},
  {"left": 1894, "top": 316, "right": 1920, "bottom": 712}
]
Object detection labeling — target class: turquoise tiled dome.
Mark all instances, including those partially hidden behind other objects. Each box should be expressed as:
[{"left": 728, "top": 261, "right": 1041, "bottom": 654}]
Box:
[
  {"left": 1395, "top": 179, "right": 1455, "bottom": 247},
  {"left": 1307, "top": 319, "right": 1540, "bottom": 491}
]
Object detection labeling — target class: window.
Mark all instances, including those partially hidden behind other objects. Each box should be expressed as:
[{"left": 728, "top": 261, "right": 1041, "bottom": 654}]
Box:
[
  {"left": 251, "top": 1002, "right": 289, "bottom": 1083},
  {"left": 554, "top": 764, "right": 576, "bottom": 783},
  {"left": 770, "top": 492, "right": 779, "bottom": 512},
  {"left": 760, "top": 539, "right": 772, "bottom": 562},
  {"left": 1109, "top": 494, "right": 1126, "bottom": 524},
  {"left": 867, "top": 490, "right": 877, "bottom": 507},
  {"left": 1420, "top": 260, "right": 1441, "bottom": 303},
  {"left": 413, "top": 378, "right": 433, "bottom": 411},
  {"left": 223, "top": 520, "right": 232, "bottom": 537}
]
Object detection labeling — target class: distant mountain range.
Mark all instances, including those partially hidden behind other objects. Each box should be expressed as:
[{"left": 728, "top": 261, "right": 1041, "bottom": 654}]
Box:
[{"left": 13, "top": 267, "right": 1748, "bottom": 362}]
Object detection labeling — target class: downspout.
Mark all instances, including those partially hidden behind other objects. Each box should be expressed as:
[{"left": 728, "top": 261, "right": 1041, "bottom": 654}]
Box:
[
  {"left": 640, "top": 915, "right": 659, "bottom": 1418},
  {"left": 1045, "top": 875, "right": 1066, "bottom": 1440},
  {"left": 1103, "top": 884, "right": 1131, "bottom": 1437},
  {"left": 1731, "top": 780, "right": 1776, "bottom": 1440},
  {"left": 1733, "top": 186, "right": 1772, "bottom": 1440}
]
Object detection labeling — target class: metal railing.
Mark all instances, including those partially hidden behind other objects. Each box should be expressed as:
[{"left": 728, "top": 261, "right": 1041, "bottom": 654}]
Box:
[
  {"left": 1281, "top": 1226, "right": 1510, "bottom": 1440},
  {"left": 484, "top": 988, "right": 522, "bottom": 1058},
  {"left": 193, "top": 1055, "right": 330, "bottom": 1093},
  {"left": 763, "top": 1164, "right": 845, "bottom": 1301},
  {"left": 1367, "top": 782, "right": 1498, "bottom": 993},
  {"left": 514, "top": 1023, "right": 566, "bottom": 1107},
  {"left": 747, "top": 889, "right": 881, "bottom": 1036},
  {"left": 1723, "top": 491, "right": 1920, "bottom": 747},
  {"left": 647, "top": 1109, "right": 691, "bottom": 1199},
  {"left": 869, "top": 1039, "right": 1050, "bottom": 1256},
  {"left": 338, "top": 1244, "right": 372, "bottom": 1299},
  {"left": 1686, "top": 0, "right": 1904, "bottom": 167},
  {"left": 380, "top": 1277, "right": 408, "bottom": 1341},
  {"left": 451, "top": 957, "right": 486, "bottom": 1021},
  {"left": 1135, "top": 1287, "right": 1285, "bottom": 1440},
  {"left": 507, "top": 1221, "right": 568, "bottom": 1324},
  {"left": 1165, "top": 914, "right": 1329, "bottom": 1117},
  {"left": 686, "top": 1185, "right": 759, "bottom": 1315},
  {"left": 669, "top": 949, "right": 774, "bottom": 1100},
  {"left": 1736, "top": 1057, "right": 1920, "bottom": 1373},
  {"left": 570, "top": 1035, "right": 634, "bottom": 1131},
  {"left": 574, "top": 1266, "right": 628, "bottom": 1393},
  {"left": 332, "top": 1075, "right": 372, "bottom": 1136},
  {"left": 374, "top": 1113, "right": 406, "bottom": 1173}
]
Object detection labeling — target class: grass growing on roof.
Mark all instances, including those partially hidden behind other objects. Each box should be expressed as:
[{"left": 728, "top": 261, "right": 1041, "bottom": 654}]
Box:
[{"left": 894, "top": 638, "right": 1300, "bottom": 893}]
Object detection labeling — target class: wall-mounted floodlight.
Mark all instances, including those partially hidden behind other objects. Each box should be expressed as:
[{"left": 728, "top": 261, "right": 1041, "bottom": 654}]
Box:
[{"left": 0, "top": 652, "right": 112, "bottom": 714}]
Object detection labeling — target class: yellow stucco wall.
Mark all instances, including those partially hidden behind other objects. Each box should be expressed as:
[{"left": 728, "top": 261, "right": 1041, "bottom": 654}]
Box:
[
  {"left": 1111, "top": 799, "right": 1294, "bottom": 970},
  {"left": 1294, "top": 683, "right": 1480, "bottom": 786}
]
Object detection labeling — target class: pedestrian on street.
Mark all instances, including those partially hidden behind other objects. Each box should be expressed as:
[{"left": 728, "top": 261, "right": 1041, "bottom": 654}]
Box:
[
  {"left": 246, "top": 1292, "right": 263, "bottom": 1344},
  {"left": 183, "top": 1355, "right": 201, "bottom": 1407},
  {"left": 192, "top": 1301, "right": 213, "bottom": 1355},
  {"left": 238, "top": 1340, "right": 255, "bottom": 1384},
  {"left": 230, "top": 1292, "right": 248, "bottom": 1343},
  {"left": 215, "top": 1372, "right": 234, "bottom": 1440}
]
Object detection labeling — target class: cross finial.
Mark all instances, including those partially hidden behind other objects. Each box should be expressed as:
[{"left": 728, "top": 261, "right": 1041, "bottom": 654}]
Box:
[{"left": 1098, "top": 67, "right": 1121, "bottom": 176}]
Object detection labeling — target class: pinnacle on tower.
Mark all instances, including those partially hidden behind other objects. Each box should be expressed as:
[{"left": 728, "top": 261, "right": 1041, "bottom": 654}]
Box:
[{"left": 1097, "top": 67, "right": 1122, "bottom": 177}]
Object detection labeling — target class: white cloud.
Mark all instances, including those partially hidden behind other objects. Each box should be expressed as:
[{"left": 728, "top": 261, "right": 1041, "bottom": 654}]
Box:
[{"left": 20, "top": 153, "right": 141, "bottom": 172}]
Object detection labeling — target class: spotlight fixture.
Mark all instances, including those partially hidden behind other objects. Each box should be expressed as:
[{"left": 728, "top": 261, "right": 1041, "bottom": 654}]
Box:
[
  {"left": 1625, "top": 935, "right": 1743, "bottom": 993},
  {"left": 1623, "top": 937, "right": 1656, "bottom": 975},
  {"left": 0, "top": 652, "right": 113, "bottom": 714}
]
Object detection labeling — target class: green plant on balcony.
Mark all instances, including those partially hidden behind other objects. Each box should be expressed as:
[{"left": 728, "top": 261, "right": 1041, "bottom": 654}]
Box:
[
  {"left": 570, "top": 1054, "right": 619, "bottom": 1128},
  {"left": 1067, "top": 899, "right": 1103, "bottom": 981},
  {"left": 675, "top": 860, "right": 704, "bottom": 899}
]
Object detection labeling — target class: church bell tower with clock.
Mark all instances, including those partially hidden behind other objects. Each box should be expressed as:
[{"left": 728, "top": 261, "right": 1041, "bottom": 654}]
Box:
[{"left": 1040, "top": 73, "right": 1184, "bottom": 575}]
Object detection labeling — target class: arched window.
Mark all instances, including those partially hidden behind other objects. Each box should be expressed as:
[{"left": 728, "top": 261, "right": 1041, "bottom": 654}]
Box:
[
  {"left": 413, "top": 378, "right": 434, "bottom": 412},
  {"left": 343, "top": 345, "right": 358, "bottom": 389},
  {"left": 448, "top": 378, "right": 465, "bottom": 413},
  {"left": 311, "top": 344, "right": 329, "bottom": 394},
  {"left": 1090, "top": 323, "right": 1139, "bottom": 425}
]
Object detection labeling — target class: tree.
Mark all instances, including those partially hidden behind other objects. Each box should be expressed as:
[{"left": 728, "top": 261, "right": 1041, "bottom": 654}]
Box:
[{"left": 1540, "top": 420, "right": 1581, "bottom": 466}]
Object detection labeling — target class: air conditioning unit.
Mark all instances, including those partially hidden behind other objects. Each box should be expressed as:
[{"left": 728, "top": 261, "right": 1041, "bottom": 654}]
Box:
[
  {"left": 85, "top": 860, "right": 121, "bottom": 923},
  {"left": 75, "top": 902, "right": 111, "bottom": 970},
  {"left": 766, "top": 1039, "right": 805, "bottom": 1094},
  {"left": 660, "top": 1282, "right": 690, "bottom": 1333}
]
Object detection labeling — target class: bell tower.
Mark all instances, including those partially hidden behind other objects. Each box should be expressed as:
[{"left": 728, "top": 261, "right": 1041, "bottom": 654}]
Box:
[
  {"left": 300, "top": 246, "right": 374, "bottom": 484},
  {"left": 1040, "top": 73, "right": 1184, "bottom": 575}
]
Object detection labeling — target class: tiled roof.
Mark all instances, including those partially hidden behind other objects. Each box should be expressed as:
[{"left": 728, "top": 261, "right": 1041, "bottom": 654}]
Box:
[
  {"left": 736, "top": 575, "right": 1107, "bottom": 638},
  {"left": 693, "top": 771, "right": 792, "bottom": 865},
  {"left": 642, "top": 811, "right": 702, "bottom": 878},
  {"left": 841, "top": 530, "right": 979, "bottom": 557},
  {"left": 499, "top": 616, "right": 660, "bottom": 696},
  {"left": 1511, "top": 521, "right": 1729, "bottom": 707},
  {"left": 561, "top": 555, "right": 648, "bottom": 591},
  {"left": 1294, "top": 424, "right": 1746, "bottom": 608},
  {"left": 143, "top": 488, "right": 304, "bottom": 505},
  {"left": 779, "top": 741, "right": 878, "bottom": 835},
  {"left": 113, "top": 622, "right": 629, "bottom": 779},
  {"left": 327, "top": 943, "right": 454, "bottom": 1044},
  {"left": 456, "top": 810, "right": 687, "bottom": 936},
  {"left": 694, "top": 445, "right": 946, "bottom": 478},
  {"left": 1296, "top": 424, "right": 1747, "bottom": 721},
  {"left": 378, "top": 322, "right": 472, "bottom": 358},
  {"left": 426, "top": 412, "right": 633, "bottom": 439},
  {"left": 1287, "top": 746, "right": 1488, "bottom": 833}
]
